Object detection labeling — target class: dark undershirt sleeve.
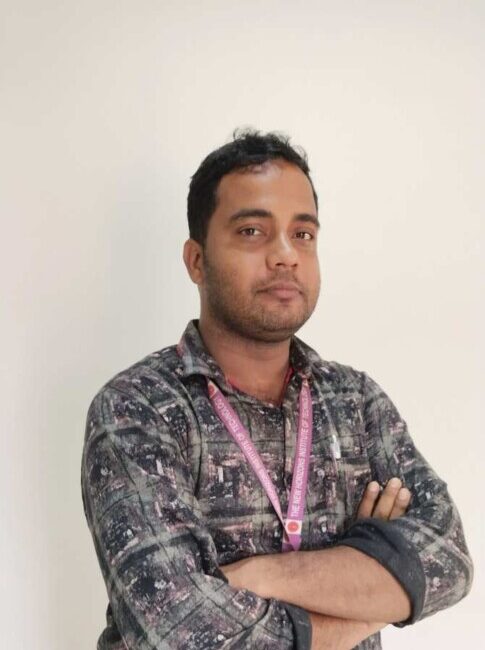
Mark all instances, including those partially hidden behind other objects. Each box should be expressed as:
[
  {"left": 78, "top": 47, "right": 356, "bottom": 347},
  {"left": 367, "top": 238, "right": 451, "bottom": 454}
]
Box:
[
  {"left": 334, "top": 518, "right": 425, "bottom": 625},
  {"left": 280, "top": 603, "right": 313, "bottom": 649},
  {"left": 342, "top": 370, "right": 473, "bottom": 626}
]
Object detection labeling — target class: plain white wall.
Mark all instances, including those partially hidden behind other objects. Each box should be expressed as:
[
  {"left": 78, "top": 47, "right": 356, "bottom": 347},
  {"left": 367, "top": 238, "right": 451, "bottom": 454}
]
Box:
[{"left": 1, "top": 1, "right": 483, "bottom": 648}]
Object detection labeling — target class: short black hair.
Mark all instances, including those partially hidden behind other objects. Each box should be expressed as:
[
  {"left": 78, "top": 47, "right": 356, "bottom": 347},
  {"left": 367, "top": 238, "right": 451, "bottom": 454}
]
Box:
[{"left": 187, "top": 128, "right": 318, "bottom": 246}]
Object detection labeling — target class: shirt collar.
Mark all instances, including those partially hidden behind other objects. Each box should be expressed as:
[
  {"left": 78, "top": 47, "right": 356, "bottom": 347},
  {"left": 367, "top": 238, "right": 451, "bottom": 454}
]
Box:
[{"left": 176, "top": 319, "right": 314, "bottom": 393}]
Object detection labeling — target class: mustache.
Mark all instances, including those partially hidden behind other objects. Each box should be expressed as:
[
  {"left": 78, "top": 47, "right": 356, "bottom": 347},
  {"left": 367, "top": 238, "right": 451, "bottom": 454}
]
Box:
[{"left": 256, "top": 275, "right": 304, "bottom": 292}]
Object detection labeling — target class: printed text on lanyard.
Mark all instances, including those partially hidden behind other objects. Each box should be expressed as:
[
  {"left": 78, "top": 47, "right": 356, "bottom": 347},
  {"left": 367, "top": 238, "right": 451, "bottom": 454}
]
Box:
[{"left": 207, "top": 376, "right": 313, "bottom": 552}]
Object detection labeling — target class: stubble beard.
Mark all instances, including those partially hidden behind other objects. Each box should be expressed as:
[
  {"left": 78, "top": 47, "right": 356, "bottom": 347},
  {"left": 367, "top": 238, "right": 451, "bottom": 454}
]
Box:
[{"left": 202, "top": 256, "right": 320, "bottom": 343}]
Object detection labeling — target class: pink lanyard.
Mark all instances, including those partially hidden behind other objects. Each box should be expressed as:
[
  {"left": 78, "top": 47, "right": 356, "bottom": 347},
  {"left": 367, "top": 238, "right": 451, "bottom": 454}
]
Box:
[{"left": 206, "top": 376, "right": 313, "bottom": 552}]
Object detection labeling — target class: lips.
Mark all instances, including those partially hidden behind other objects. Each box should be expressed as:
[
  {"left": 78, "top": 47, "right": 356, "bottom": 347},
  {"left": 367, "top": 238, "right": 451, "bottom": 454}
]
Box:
[
  {"left": 262, "top": 282, "right": 301, "bottom": 292},
  {"left": 260, "top": 282, "right": 302, "bottom": 299}
]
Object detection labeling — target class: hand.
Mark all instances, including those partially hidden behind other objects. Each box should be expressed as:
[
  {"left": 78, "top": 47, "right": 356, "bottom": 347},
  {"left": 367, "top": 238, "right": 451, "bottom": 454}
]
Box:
[{"left": 356, "top": 477, "right": 411, "bottom": 521}]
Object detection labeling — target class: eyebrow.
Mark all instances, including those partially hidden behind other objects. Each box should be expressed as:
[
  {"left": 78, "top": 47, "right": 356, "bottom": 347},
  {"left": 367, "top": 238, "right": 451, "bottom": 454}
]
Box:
[{"left": 228, "top": 208, "right": 320, "bottom": 229}]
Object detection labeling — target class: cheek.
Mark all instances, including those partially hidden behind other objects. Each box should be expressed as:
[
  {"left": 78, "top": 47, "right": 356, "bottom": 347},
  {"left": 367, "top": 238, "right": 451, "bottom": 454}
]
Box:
[
  {"left": 303, "top": 259, "right": 320, "bottom": 288},
  {"left": 225, "top": 254, "right": 262, "bottom": 286},
  {"left": 315, "top": 266, "right": 321, "bottom": 291}
]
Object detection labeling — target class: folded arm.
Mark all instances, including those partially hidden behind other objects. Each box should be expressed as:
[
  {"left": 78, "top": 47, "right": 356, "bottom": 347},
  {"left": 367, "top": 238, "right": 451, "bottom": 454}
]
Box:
[
  {"left": 222, "top": 478, "right": 412, "bottom": 624},
  {"left": 81, "top": 384, "right": 311, "bottom": 649},
  {"left": 340, "top": 370, "right": 473, "bottom": 625},
  {"left": 222, "top": 370, "right": 473, "bottom": 630}
]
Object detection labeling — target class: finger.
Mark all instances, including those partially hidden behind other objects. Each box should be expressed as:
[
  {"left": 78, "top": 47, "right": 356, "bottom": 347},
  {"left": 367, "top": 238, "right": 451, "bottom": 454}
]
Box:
[
  {"left": 356, "top": 481, "right": 380, "bottom": 518},
  {"left": 372, "top": 477, "right": 402, "bottom": 519},
  {"left": 389, "top": 487, "right": 411, "bottom": 519}
]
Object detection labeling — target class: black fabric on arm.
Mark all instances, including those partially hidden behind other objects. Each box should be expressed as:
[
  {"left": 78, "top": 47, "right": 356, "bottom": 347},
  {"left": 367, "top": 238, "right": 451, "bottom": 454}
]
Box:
[
  {"left": 213, "top": 566, "right": 229, "bottom": 582},
  {"left": 280, "top": 602, "right": 312, "bottom": 649},
  {"left": 334, "top": 517, "right": 426, "bottom": 626}
]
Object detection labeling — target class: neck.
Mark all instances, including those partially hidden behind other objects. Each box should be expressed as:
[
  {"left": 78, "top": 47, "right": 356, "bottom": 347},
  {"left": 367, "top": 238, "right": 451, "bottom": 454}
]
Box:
[{"left": 197, "top": 314, "right": 292, "bottom": 404}]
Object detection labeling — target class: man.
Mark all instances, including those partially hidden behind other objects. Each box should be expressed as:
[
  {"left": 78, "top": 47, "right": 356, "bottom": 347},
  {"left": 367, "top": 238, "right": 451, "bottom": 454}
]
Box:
[{"left": 81, "top": 130, "right": 473, "bottom": 649}]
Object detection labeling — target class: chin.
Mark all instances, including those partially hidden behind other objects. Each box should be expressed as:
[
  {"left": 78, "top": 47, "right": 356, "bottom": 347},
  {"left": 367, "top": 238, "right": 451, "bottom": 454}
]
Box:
[{"left": 249, "top": 314, "right": 310, "bottom": 341}]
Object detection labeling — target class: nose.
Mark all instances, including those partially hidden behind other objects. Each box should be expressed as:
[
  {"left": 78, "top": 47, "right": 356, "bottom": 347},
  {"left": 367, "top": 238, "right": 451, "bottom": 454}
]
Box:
[{"left": 266, "top": 231, "right": 298, "bottom": 270}]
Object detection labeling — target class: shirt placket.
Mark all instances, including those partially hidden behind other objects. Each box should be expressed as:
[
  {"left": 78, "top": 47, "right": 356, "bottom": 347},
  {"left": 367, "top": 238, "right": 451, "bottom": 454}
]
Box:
[{"left": 281, "top": 373, "right": 302, "bottom": 507}]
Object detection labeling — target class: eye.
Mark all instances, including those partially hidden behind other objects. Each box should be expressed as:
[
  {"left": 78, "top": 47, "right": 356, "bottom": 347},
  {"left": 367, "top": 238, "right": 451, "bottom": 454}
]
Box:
[
  {"left": 295, "top": 231, "right": 315, "bottom": 240},
  {"left": 239, "top": 227, "right": 264, "bottom": 237}
]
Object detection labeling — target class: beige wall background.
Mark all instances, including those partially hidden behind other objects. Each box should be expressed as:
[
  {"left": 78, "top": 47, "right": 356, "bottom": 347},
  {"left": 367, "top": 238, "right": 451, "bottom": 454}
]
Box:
[{"left": 1, "top": 1, "right": 483, "bottom": 648}]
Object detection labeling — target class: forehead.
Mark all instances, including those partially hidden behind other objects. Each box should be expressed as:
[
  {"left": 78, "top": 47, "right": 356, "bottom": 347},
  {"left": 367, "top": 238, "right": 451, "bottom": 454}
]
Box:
[{"left": 214, "top": 159, "right": 317, "bottom": 215}]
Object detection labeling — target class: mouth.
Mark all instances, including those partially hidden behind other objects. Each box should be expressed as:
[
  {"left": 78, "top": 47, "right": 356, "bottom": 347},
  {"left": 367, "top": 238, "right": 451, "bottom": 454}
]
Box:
[{"left": 259, "top": 283, "right": 302, "bottom": 300}]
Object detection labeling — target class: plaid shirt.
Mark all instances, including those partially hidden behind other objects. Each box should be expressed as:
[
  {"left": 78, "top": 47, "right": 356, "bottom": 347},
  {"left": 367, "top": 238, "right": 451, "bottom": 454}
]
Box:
[{"left": 81, "top": 319, "right": 473, "bottom": 649}]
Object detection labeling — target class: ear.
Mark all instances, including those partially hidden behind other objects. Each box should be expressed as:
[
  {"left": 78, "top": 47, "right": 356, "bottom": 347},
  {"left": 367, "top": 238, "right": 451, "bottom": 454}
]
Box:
[{"left": 183, "top": 238, "right": 205, "bottom": 285}]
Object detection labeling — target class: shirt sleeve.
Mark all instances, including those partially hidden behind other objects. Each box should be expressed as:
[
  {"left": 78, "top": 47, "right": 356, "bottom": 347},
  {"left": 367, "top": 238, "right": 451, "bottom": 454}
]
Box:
[
  {"left": 81, "top": 383, "right": 312, "bottom": 650},
  {"left": 334, "top": 371, "right": 473, "bottom": 626}
]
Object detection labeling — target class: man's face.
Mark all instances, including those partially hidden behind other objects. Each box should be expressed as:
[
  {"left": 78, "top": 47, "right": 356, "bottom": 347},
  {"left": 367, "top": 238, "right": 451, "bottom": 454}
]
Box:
[{"left": 199, "top": 158, "right": 321, "bottom": 342}]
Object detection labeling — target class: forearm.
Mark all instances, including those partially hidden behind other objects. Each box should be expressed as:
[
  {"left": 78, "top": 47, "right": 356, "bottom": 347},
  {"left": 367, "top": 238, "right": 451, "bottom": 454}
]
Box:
[
  {"left": 309, "top": 613, "right": 385, "bottom": 650},
  {"left": 360, "top": 370, "right": 473, "bottom": 621},
  {"left": 223, "top": 545, "right": 411, "bottom": 623}
]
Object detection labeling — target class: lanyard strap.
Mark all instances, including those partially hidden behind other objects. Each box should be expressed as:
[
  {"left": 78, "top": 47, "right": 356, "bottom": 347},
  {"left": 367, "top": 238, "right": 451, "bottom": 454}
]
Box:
[{"left": 206, "top": 376, "right": 313, "bottom": 552}]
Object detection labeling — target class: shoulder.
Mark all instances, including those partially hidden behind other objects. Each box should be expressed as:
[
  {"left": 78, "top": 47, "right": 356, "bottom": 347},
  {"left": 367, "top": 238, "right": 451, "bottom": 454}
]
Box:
[
  {"left": 298, "top": 338, "right": 403, "bottom": 421},
  {"left": 86, "top": 342, "right": 188, "bottom": 425},
  {"left": 295, "top": 335, "right": 366, "bottom": 395}
]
